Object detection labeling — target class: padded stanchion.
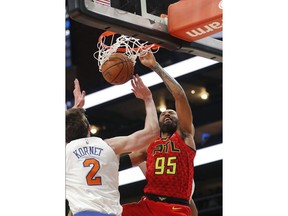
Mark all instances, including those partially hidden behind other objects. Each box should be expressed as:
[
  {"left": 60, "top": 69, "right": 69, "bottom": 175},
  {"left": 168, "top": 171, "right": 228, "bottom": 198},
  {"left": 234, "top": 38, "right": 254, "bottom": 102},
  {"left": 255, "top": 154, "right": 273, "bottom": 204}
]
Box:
[{"left": 168, "top": 0, "right": 223, "bottom": 42}]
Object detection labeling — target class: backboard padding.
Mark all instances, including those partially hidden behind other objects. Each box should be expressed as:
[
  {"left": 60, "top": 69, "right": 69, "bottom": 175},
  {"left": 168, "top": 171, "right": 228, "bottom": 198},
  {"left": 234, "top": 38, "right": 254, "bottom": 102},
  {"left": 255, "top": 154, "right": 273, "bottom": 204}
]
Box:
[{"left": 67, "top": 0, "right": 222, "bottom": 62}]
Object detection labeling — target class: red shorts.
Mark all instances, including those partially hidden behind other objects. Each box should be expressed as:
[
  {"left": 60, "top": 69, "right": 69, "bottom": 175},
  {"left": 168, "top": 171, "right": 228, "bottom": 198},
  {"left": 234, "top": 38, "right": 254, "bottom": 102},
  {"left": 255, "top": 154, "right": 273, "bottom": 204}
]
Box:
[{"left": 122, "top": 196, "right": 191, "bottom": 216}]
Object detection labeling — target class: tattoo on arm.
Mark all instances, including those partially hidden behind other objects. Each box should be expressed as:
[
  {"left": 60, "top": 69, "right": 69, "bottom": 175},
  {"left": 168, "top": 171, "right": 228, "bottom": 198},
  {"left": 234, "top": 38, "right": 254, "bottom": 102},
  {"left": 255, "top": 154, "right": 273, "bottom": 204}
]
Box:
[{"left": 151, "top": 62, "right": 183, "bottom": 95}]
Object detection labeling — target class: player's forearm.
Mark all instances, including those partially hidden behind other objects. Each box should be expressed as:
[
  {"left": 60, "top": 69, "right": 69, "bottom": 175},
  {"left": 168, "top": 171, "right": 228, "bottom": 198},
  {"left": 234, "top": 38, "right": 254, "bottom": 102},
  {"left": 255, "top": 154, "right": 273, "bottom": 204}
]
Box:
[
  {"left": 151, "top": 62, "right": 185, "bottom": 98},
  {"left": 129, "top": 151, "right": 147, "bottom": 167},
  {"left": 126, "top": 99, "right": 158, "bottom": 152},
  {"left": 189, "top": 198, "right": 198, "bottom": 216},
  {"left": 143, "top": 97, "right": 160, "bottom": 133}
]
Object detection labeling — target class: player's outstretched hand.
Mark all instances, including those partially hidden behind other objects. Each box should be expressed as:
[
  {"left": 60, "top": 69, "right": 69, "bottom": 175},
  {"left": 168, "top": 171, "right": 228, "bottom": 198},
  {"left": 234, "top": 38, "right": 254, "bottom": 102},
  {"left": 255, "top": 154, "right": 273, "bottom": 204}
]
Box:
[
  {"left": 72, "top": 79, "right": 86, "bottom": 108},
  {"left": 139, "top": 51, "right": 157, "bottom": 68},
  {"left": 131, "top": 74, "right": 152, "bottom": 100}
]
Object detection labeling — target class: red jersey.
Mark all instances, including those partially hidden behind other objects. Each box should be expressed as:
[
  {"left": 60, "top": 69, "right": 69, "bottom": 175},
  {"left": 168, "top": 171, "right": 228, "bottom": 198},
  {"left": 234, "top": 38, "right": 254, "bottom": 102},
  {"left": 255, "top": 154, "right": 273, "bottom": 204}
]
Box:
[{"left": 144, "top": 132, "right": 196, "bottom": 201}]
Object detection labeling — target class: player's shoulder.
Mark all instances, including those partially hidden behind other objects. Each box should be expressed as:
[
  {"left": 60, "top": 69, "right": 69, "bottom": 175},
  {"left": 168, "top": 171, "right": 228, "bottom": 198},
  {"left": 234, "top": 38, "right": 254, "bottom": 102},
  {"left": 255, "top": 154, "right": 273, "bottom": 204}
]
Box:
[
  {"left": 88, "top": 136, "right": 105, "bottom": 142},
  {"left": 174, "top": 131, "right": 196, "bottom": 152},
  {"left": 68, "top": 137, "right": 105, "bottom": 146}
]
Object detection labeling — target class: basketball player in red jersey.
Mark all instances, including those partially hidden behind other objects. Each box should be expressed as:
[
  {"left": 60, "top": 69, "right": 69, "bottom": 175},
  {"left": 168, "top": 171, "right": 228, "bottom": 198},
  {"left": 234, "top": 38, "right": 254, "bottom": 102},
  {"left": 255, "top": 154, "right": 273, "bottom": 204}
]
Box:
[{"left": 121, "top": 51, "right": 198, "bottom": 216}]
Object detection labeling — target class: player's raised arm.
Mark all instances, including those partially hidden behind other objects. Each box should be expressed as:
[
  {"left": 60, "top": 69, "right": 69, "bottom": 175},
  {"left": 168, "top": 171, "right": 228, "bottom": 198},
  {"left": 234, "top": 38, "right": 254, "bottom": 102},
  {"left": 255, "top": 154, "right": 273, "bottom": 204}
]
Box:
[
  {"left": 72, "top": 78, "right": 86, "bottom": 109},
  {"left": 139, "top": 51, "right": 195, "bottom": 150},
  {"left": 106, "top": 74, "right": 159, "bottom": 155}
]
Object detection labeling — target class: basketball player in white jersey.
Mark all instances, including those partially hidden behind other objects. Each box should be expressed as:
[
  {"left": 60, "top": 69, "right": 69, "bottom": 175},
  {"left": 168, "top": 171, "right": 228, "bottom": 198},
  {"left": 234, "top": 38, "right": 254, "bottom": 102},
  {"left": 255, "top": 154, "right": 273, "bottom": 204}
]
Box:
[{"left": 66, "top": 75, "right": 160, "bottom": 216}]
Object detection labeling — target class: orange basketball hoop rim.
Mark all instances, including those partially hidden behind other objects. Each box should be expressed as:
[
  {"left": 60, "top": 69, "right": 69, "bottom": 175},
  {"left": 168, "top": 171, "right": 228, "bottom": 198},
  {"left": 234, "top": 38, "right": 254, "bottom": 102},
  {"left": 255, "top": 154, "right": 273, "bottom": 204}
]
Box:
[
  {"left": 98, "top": 31, "right": 161, "bottom": 53},
  {"left": 94, "top": 31, "right": 161, "bottom": 71}
]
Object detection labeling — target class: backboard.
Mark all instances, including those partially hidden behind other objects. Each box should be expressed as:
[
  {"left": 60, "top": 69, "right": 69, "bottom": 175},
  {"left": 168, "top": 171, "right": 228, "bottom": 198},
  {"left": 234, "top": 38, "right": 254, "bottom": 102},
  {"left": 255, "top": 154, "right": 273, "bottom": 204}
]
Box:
[{"left": 67, "top": 0, "right": 222, "bottom": 62}]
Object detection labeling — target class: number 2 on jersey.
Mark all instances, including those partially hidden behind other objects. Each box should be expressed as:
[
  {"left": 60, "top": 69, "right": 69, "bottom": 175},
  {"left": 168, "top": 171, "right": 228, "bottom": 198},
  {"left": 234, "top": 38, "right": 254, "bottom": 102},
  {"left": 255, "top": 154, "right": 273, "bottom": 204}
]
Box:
[{"left": 83, "top": 158, "right": 102, "bottom": 186}]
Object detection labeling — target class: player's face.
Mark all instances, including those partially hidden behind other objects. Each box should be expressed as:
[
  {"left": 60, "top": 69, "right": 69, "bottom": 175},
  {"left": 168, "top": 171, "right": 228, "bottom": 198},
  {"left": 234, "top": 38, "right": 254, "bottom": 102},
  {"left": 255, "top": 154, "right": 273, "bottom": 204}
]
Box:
[{"left": 159, "top": 109, "right": 178, "bottom": 134}]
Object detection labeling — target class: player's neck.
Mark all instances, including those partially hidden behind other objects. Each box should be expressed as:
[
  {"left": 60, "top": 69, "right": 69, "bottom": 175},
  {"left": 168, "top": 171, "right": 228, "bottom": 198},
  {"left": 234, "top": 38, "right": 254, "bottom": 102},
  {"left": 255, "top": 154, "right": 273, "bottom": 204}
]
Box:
[{"left": 160, "top": 132, "right": 172, "bottom": 140}]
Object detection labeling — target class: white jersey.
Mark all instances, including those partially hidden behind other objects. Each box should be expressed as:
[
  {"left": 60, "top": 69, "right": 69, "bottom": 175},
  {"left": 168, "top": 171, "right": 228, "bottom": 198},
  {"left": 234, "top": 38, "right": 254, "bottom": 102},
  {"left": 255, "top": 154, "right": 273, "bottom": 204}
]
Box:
[{"left": 66, "top": 137, "right": 121, "bottom": 216}]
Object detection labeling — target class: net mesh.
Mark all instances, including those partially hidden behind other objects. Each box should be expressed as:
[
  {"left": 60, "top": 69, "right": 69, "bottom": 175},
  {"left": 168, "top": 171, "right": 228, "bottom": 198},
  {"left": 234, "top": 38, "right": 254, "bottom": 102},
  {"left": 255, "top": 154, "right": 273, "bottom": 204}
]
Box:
[{"left": 93, "top": 33, "right": 159, "bottom": 72}]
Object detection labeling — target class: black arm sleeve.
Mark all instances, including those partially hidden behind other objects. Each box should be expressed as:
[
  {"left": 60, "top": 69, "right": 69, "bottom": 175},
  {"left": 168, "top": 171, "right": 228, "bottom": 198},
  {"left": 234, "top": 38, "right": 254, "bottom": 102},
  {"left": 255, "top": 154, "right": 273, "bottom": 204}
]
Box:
[{"left": 118, "top": 154, "right": 132, "bottom": 171}]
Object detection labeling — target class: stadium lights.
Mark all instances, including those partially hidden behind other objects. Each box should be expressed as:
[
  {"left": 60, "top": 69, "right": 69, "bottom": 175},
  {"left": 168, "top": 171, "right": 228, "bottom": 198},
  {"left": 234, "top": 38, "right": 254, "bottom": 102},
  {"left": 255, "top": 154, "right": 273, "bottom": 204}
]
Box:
[
  {"left": 119, "top": 143, "right": 223, "bottom": 186},
  {"left": 83, "top": 56, "right": 218, "bottom": 109}
]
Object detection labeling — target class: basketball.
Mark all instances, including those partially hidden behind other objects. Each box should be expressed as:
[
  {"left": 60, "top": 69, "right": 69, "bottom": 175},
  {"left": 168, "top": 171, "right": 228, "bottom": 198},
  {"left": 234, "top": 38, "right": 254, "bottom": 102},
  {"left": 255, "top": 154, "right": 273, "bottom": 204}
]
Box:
[{"left": 101, "top": 53, "right": 134, "bottom": 85}]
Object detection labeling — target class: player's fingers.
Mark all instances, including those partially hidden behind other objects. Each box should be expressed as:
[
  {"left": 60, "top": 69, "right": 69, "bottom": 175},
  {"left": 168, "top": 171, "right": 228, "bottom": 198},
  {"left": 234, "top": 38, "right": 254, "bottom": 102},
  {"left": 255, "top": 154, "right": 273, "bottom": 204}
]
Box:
[
  {"left": 74, "top": 79, "right": 80, "bottom": 89},
  {"left": 131, "top": 76, "right": 136, "bottom": 89},
  {"left": 131, "top": 89, "right": 139, "bottom": 98},
  {"left": 134, "top": 74, "right": 144, "bottom": 88}
]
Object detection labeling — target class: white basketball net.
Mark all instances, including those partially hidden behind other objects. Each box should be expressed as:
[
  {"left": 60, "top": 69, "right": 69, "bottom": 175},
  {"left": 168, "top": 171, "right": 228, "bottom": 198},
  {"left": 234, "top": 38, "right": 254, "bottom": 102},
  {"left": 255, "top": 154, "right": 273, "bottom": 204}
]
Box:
[{"left": 93, "top": 34, "right": 160, "bottom": 72}]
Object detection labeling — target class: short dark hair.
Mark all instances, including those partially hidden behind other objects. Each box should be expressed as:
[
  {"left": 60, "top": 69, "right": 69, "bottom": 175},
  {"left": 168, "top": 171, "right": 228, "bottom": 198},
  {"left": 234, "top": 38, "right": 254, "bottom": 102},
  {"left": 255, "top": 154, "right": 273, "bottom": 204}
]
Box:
[{"left": 66, "top": 108, "right": 90, "bottom": 143}]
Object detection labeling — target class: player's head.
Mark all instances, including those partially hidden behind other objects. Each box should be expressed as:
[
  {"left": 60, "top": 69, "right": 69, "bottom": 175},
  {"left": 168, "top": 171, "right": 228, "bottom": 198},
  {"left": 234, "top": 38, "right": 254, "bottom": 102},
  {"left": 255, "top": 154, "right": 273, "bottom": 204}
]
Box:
[
  {"left": 159, "top": 109, "right": 178, "bottom": 135},
  {"left": 66, "top": 108, "right": 90, "bottom": 143}
]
